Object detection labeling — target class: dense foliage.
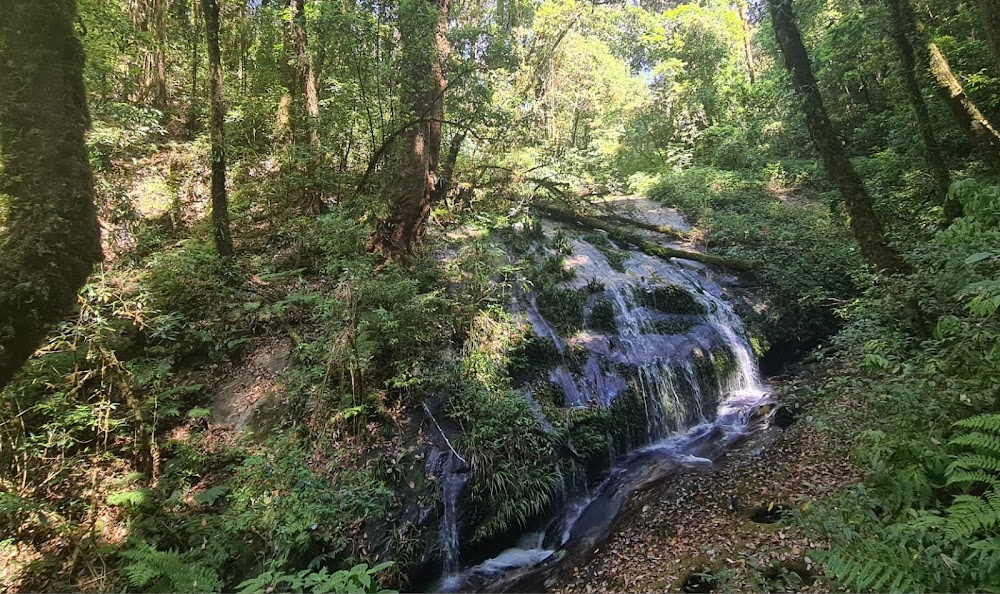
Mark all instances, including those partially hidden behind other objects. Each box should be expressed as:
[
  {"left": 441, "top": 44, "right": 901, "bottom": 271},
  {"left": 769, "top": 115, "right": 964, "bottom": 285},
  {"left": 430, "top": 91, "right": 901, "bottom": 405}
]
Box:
[{"left": 2, "top": 0, "right": 1000, "bottom": 591}]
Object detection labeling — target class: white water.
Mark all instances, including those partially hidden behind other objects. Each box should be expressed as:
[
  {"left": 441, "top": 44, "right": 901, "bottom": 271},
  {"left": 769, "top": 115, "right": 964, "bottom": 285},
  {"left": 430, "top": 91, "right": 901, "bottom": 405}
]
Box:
[{"left": 436, "top": 223, "right": 770, "bottom": 591}]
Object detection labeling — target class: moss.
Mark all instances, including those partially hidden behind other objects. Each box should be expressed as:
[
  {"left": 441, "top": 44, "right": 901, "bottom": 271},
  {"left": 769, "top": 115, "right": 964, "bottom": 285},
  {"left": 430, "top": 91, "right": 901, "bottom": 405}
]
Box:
[
  {"left": 536, "top": 287, "right": 587, "bottom": 335},
  {"left": 508, "top": 335, "right": 563, "bottom": 380},
  {"left": 647, "top": 318, "right": 698, "bottom": 335},
  {"left": 693, "top": 347, "right": 738, "bottom": 393},
  {"left": 635, "top": 286, "right": 706, "bottom": 315},
  {"left": 568, "top": 408, "right": 611, "bottom": 480},
  {"left": 587, "top": 299, "right": 617, "bottom": 335},
  {"left": 607, "top": 388, "right": 650, "bottom": 454}
]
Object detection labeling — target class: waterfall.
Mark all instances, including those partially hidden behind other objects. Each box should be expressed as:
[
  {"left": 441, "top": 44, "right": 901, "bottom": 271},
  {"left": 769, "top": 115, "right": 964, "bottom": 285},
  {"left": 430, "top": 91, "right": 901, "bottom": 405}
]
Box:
[
  {"left": 436, "top": 225, "right": 771, "bottom": 591},
  {"left": 429, "top": 449, "right": 470, "bottom": 579}
]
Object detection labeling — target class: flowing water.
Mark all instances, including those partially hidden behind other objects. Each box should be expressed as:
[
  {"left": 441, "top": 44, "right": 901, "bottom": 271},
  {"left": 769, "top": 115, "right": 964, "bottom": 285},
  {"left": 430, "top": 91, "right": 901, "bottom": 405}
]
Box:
[{"left": 434, "top": 216, "right": 771, "bottom": 592}]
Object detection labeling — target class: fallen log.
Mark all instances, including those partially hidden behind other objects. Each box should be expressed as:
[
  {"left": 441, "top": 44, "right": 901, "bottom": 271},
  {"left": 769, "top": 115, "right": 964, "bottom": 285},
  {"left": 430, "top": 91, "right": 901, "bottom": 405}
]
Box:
[
  {"left": 533, "top": 203, "right": 763, "bottom": 272},
  {"left": 593, "top": 212, "right": 690, "bottom": 240}
]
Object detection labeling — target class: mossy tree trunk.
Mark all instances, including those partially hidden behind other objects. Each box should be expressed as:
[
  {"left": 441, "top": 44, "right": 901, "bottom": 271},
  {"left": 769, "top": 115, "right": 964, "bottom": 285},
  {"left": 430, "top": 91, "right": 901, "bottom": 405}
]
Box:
[
  {"left": 883, "top": 0, "right": 959, "bottom": 220},
  {"left": 0, "top": 0, "right": 103, "bottom": 390},
  {"left": 371, "top": 0, "right": 452, "bottom": 254},
  {"left": 900, "top": 0, "right": 1000, "bottom": 162},
  {"left": 201, "top": 0, "right": 233, "bottom": 256},
  {"left": 769, "top": 0, "right": 908, "bottom": 273}
]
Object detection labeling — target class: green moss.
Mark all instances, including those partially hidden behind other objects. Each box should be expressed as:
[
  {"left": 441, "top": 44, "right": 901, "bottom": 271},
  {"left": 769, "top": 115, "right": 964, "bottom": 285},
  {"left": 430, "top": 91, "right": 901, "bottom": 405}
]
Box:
[
  {"left": 607, "top": 388, "right": 649, "bottom": 454},
  {"left": 587, "top": 299, "right": 617, "bottom": 334},
  {"left": 568, "top": 408, "right": 611, "bottom": 479},
  {"left": 647, "top": 318, "right": 698, "bottom": 335},
  {"left": 508, "top": 335, "right": 563, "bottom": 379},
  {"left": 536, "top": 287, "right": 587, "bottom": 335},
  {"left": 635, "top": 286, "right": 706, "bottom": 315}
]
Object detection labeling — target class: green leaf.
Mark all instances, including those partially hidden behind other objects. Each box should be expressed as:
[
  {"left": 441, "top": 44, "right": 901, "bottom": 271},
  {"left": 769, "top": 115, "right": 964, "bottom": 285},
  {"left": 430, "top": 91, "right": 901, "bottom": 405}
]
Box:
[
  {"left": 965, "top": 252, "right": 995, "bottom": 265},
  {"left": 187, "top": 407, "right": 212, "bottom": 419}
]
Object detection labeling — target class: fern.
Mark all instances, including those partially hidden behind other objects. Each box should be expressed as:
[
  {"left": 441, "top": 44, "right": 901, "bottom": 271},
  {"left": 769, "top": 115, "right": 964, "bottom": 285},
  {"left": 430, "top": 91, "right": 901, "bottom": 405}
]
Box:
[
  {"left": 954, "top": 414, "right": 1000, "bottom": 434},
  {"left": 945, "top": 492, "right": 1000, "bottom": 539},
  {"left": 949, "top": 432, "right": 1000, "bottom": 458},
  {"left": 120, "top": 541, "right": 223, "bottom": 592},
  {"left": 818, "top": 543, "right": 923, "bottom": 593}
]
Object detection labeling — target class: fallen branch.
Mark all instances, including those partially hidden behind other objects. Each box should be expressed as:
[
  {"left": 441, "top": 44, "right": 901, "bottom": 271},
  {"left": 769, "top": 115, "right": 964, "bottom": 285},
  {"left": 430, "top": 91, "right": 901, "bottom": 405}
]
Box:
[
  {"left": 533, "top": 203, "right": 763, "bottom": 272},
  {"left": 593, "top": 212, "right": 690, "bottom": 241}
]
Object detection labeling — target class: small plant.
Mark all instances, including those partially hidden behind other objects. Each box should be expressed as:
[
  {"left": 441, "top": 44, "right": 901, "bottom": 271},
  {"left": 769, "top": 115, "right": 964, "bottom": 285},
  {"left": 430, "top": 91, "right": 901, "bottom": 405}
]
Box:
[{"left": 236, "top": 560, "right": 397, "bottom": 594}]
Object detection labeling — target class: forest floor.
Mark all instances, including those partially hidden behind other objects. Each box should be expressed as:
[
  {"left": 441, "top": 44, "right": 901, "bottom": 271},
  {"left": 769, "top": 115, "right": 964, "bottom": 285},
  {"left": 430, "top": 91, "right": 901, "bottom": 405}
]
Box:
[{"left": 550, "top": 362, "right": 864, "bottom": 593}]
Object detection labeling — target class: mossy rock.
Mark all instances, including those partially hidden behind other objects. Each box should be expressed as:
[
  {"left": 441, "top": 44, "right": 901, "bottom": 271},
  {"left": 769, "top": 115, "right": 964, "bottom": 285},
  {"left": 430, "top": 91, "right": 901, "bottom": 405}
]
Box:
[
  {"left": 587, "top": 299, "right": 617, "bottom": 335},
  {"left": 568, "top": 408, "right": 611, "bottom": 480},
  {"left": 607, "top": 388, "right": 650, "bottom": 454},
  {"left": 536, "top": 287, "right": 587, "bottom": 335},
  {"left": 508, "top": 335, "right": 563, "bottom": 381},
  {"left": 635, "top": 286, "right": 706, "bottom": 315},
  {"left": 647, "top": 318, "right": 698, "bottom": 335}
]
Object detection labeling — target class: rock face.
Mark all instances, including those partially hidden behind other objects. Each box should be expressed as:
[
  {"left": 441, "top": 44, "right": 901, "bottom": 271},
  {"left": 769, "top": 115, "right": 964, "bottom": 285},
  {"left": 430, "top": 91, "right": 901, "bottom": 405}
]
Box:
[{"left": 431, "top": 200, "right": 773, "bottom": 591}]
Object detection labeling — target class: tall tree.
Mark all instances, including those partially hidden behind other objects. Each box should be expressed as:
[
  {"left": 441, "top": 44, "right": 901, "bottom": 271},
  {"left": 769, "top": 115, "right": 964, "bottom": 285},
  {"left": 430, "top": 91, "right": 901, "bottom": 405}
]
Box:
[
  {"left": 277, "top": 0, "right": 324, "bottom": 214},
  {"left": 883, "top": 0, "right": 959, "bottom": 220},
  {"left": 902, "top": 0, "right": 1000, "bottom": 160},
  {"left": 0, "top": 0, "right": 103, "bottom": 390},
  {"left": 202, "top": 0, "right": 233, "bottom": 256},
  {"left": 372, "top": 0, "right": 453, "bottom": 253},
  {"left": 974, "top": 0, "right": 1000, "bottom": 77},
  {"left": 768, "top": 0, "right": 908, "bottom": 273},
  {"left": 130, "top": 0, "right": 170, "bottom": 110},
  {"left": 737, "top": 0, "right": 757, "bottom": 84}
]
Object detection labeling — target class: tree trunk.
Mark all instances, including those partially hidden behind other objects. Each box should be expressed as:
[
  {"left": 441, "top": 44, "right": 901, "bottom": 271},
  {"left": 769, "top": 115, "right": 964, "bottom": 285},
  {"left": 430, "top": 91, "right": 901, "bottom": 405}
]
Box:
[
  {"left": 902, "top": 0, "right": 1000, "bottom": 161},
  {"left": 201, "top": 0, "right": 233, "bottom": 256},
  {"left": 277, "top": 0, "right": 324, "bottom": 213},
  {"left": 737, "top": 0, "right": 757, "bottom": 84},
  {"left": 883, "top": 0, "right": 958, "bottom": 220},
  {"left": 130, "top": 0, "right": 169, "bottom": 110},
  {"left": 0, "top": 0, "right": 103, "bottom": 390},
  {"left": 187, "top": 1, "right": 200, "bottom": 137},
  {"left": 974, "top": 0, "right": 1000, "bottom": 77},
  {"left": 926, "top": 40, "right": 1000, "bottom": 158},
  {"left": 371, "top": 0, "right": 452, "bottom": 254},
  {"left": 768, "top": 0, "right": 908, "bottom": 273},
  {"left": 435, "top": 130, "right": 466, "bottom": 205}
]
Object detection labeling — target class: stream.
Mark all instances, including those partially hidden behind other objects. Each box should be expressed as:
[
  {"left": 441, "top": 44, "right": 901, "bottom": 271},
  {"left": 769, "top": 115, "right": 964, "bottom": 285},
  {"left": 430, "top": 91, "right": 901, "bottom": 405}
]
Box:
[{"left": 432, "top": 207, "right": 772, "bottom": 592}]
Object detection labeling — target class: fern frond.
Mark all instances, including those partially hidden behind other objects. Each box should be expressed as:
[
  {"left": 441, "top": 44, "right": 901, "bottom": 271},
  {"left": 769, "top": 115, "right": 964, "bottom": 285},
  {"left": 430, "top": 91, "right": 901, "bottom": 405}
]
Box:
[
  {"left": 947, "top": 454, "right": 1000, "bottom": 474},
  {"left": 946, "top": 470, "right": 998, "bottom": 487},
  {"left": 945, "top": 491, "right": 1000, "bottom": 539},
  {"left": 949, "top": 432, "right": 1000, "bottom": 458},
  {"left": 818, "top": 545, "right": 922, "bottom": 593},
  {"left": 954, "top": 414, "right": 1000, "bottom": 434}
]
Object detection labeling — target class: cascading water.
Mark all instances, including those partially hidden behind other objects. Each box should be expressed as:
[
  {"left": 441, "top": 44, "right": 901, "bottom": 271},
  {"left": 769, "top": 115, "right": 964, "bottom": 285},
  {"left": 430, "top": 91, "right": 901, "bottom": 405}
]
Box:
[{"left": 435, "top": 207, "right": 771, "bottom": 592}]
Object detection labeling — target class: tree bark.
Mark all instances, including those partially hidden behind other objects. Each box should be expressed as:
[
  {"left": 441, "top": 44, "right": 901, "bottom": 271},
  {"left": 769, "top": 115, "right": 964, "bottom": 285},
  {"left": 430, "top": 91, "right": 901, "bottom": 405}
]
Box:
[
  {"left": 0, "top": 0, "right": 103, "bottom": 390},
  {"left": 277, "top": 0, "right": 324, "bottom": 214},
  {"left": 974, "top": 0, "right": 1000, "bottom": 77},
  {"left": 435, "top": 130, "right": 466, "bottom": 204},
  {"left": 925, "top": 40, "right": 1000, "bottom": 158},
  {"left": 902, "top": 0, "right": 1000, "bottom": 161},
  {"left": 371, "top": 0, "right": 452, "bottom": 254},
  {"left": 737, "top": 0, "right": 757, "bottom": 84},
  {"left": 768, "top": 0, "right": 908, "bottom": 273},
  {"left": 130, "top": 0, "right": 169, "bottom": 110},
  {"left": 883, "top": 0, "right": 958, "bottom": 220},
  {"left": 187, "top": 1, "right": 200, "bottom": 137},
  {"left": 201, "top": 0, "right": 233, "bottom": 256}
]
